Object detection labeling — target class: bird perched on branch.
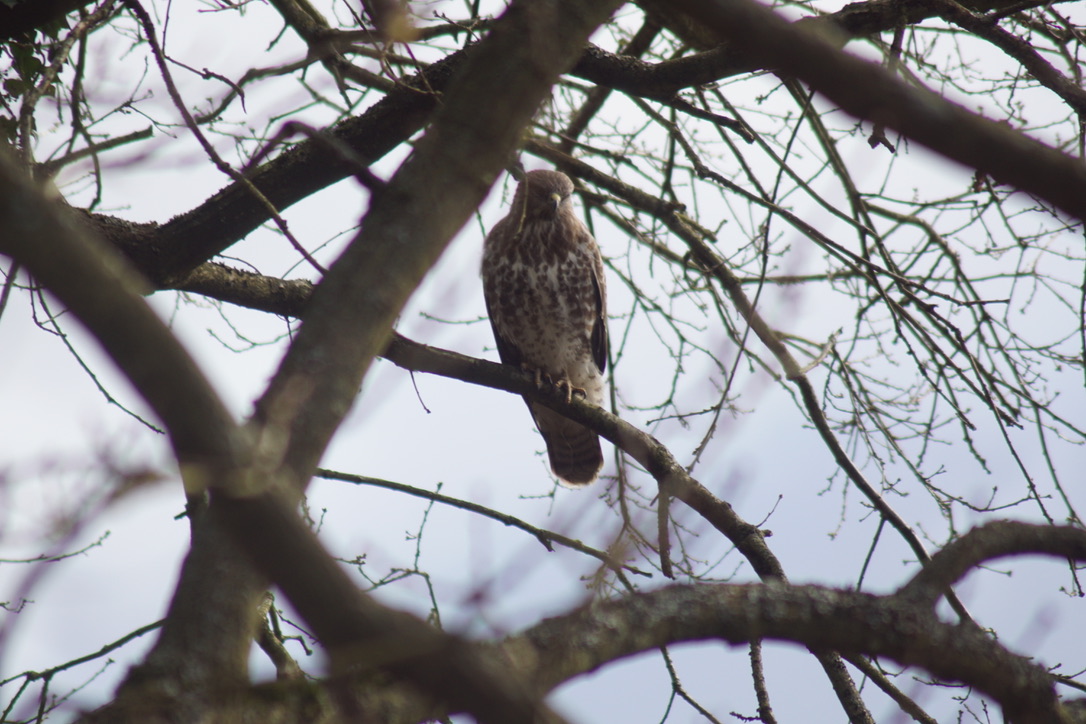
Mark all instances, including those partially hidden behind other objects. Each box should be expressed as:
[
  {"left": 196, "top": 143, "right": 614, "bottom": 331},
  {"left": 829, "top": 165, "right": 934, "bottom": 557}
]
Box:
[{"left": 481, "top": 169, "right": 609, "bottom": 487}]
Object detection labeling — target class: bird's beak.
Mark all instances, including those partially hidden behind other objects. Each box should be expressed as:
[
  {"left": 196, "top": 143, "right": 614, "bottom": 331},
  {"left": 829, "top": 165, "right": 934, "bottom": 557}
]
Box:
[{"left": 549, "top": 192, "right": 562, "bottom": 214}]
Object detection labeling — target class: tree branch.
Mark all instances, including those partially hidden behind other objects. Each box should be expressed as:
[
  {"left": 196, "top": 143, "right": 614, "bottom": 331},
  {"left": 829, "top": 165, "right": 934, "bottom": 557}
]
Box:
[
  {"left": 501, "top": 576, "right": 1071, "bottom": 724},
  {"left": 898, "top": 520, "right": 1086, "bottom": 607},
  {"left": 0, "top": 149, "right": 238, "bottom": 469},
  {"left": 317, "top": 468, "right": 653, "bottom": 580},
  {"left": 669, "top": 0, "right": 1086, "bottom": 222}
]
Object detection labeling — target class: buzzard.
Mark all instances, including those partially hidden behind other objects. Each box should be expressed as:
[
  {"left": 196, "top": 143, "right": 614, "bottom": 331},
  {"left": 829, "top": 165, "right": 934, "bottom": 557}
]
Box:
[{"left": 481, "top": 170, "right": 609, "bottom": 487}]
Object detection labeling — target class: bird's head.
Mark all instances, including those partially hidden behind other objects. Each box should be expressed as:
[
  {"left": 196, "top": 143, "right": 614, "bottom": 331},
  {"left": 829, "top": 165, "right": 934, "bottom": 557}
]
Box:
[{"left": 514, "top": 169, "right": 575, "bottom": 221}]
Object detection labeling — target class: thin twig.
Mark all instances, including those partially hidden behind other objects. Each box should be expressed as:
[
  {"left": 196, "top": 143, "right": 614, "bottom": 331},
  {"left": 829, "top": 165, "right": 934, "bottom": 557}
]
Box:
[{"left": 316, "top": 468, "right": 651, "bottom": 581}]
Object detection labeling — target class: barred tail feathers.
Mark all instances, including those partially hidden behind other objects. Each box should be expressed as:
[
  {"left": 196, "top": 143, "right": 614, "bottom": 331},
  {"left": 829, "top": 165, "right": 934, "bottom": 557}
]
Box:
[{"left": 530, "top": 404, "right": 603, "bottom": 487}]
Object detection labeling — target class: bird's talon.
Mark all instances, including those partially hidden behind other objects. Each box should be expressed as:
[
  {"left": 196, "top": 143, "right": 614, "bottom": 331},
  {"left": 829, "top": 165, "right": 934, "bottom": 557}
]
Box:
[{"left": 554, "top": 378, "right": 586, "bottom": 404}]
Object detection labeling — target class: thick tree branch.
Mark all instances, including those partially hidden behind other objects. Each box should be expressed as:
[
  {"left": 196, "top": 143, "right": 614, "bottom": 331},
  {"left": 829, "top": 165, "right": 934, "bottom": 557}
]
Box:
[
  {"left": 669, "top": 0, "right": 1086, "bottom": 223},
  {"left": 78, "top": 522, "right": 1086, "bottom": 724},
  {"left": 501, "top": 577, "right": 1073, "bottom": 724},
  {"left": 933, "top": 0, "right": 1086, "bottom": 116},
  {"left": 0, "top": 149, "right": 238, "bottom": 469},
  {"left": 899, "top": 520, "right": 1086, "bottom": 607},
  {"left": 111, "top": 46, "right": 453, "bottom": 286},
  {"left": 573, "top": 0, "right": 1063, "bottom": 98},
  {"left": 0, "top": 146, "right": 265, "bottom": 710}
]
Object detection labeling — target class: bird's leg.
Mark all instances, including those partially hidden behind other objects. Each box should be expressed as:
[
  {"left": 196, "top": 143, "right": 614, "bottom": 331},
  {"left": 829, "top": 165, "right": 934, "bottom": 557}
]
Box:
[
  {"left": 554, "top": 377, "right": 587, "bottom": 404},
  {"left": 521, "top": 363, "right": 548, "bottom": 389},
  {"left": 520, "top": 364, "right": 585, "bottom": 403}
]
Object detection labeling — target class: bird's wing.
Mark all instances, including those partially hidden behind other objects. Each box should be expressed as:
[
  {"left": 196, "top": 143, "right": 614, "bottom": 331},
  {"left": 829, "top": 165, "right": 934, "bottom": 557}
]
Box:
[
  {"left": 590, "top": 248, "right": 608, "bottom": 375},
  {"left": 484, "top": 292, "right": 525, "bottom": 370}
]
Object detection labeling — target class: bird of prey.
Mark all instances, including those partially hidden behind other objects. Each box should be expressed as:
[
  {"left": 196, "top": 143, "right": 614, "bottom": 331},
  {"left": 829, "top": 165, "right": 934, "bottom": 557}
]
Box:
[{"left": 481, "top": 169, "right": 608, "bottom": 487}]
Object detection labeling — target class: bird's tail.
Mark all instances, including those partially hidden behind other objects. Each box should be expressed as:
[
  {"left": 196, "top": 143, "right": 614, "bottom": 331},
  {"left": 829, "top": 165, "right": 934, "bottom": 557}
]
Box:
[{"left": 531, "top": 404, "right": 603, "bottom": 487}]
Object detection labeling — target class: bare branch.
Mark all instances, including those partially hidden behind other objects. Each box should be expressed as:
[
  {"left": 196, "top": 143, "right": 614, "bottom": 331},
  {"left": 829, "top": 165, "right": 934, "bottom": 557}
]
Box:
[
  {"left": 670, "top": 0, "right": 1086, "bottom": 222},
  {"left": 899, "top": 521, "right": 1086, "bottom": 607}
]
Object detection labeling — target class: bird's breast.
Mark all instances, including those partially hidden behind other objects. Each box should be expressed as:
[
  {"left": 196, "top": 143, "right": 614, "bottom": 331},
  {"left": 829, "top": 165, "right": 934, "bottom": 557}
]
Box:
[{"left": 484, "top": 249, "right": 604, "bottom": 403}]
